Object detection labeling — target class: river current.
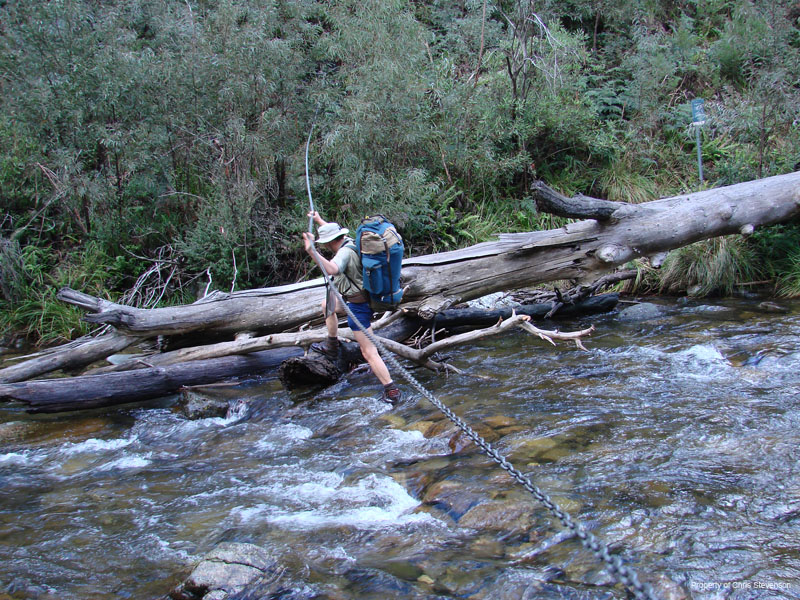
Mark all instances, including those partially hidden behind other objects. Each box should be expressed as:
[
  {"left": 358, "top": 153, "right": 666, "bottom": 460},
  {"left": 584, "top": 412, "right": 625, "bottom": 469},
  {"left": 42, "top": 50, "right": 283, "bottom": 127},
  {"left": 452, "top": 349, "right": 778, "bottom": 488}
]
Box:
[{"left": 1, "top": 297, "right": 799, "bottom": 599}]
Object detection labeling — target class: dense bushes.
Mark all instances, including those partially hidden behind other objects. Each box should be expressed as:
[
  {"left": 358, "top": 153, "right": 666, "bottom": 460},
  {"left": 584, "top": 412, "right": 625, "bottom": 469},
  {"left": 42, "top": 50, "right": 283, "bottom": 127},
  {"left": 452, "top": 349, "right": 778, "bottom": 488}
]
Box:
[{"left": 2, "top": 0, "right": 800, "bottom": 343}]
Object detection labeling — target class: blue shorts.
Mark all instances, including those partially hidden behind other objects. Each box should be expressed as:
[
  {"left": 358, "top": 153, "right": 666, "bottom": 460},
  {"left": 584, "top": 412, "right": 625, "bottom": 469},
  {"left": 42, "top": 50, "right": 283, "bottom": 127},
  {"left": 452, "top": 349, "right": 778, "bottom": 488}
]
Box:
[{"left": 346, "top": 301, "right": 373, "bottom": 331}]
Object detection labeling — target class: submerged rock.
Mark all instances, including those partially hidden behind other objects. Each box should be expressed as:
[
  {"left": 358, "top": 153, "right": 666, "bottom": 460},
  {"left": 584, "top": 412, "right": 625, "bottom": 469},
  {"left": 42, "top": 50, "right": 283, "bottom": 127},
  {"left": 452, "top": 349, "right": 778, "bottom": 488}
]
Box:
[
  {"left": 0, "top": 421, "right": 32, "bottom": 443},
  {"left": 650, "top": 573, "right": 689, "bottom": 600},
  {"left": 757, "top": 301, "right": 789, "bottom": 314},
  {"left": 422, "top": 479, "right": 485, "bottom": 519},
  {"left": 483, "top": 415, "right": 517, "bottom": 429},
  {"left": 458, "top": 499, "right": 539, "bottom": 539},
  {"left": 505, "top": 436, "right": 559, "bottom": 465}
]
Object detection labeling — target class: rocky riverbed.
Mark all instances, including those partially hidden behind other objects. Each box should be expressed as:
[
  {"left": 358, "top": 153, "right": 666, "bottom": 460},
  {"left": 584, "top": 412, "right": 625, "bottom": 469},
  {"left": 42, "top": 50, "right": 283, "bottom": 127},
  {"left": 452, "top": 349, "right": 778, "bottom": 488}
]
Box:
[{"left": 2, "top": 298, "right": 800, "bottom": 599}]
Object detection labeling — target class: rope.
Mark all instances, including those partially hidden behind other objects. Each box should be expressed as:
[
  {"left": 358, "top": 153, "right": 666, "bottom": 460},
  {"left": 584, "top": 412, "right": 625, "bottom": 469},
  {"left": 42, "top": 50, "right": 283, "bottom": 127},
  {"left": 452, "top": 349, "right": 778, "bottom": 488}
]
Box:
[
  {"left": 306, "top": 255, "right": 658, "bottom": 600},
  {"left": 302, "top": 125, "right": 657, "bottom": 600}
]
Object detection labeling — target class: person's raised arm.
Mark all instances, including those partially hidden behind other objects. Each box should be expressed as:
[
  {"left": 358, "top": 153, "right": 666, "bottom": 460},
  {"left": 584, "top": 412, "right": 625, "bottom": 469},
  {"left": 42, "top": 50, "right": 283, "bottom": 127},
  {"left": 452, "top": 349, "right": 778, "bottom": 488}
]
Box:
[
  {"left": 308, "top": 211, "right": 327, "bottom": 227},
  {"left": 302, "top": 232, "right": 340, "bottom": 276}
]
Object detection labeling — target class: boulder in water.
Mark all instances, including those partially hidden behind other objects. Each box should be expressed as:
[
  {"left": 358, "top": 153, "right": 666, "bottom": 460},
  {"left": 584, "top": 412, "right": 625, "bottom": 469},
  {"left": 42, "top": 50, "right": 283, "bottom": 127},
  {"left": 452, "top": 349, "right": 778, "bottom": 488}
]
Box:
[
  {"left": 617, "top": 302, "right": 667, "bottom": 322},
  {"left": 458, "top": 499, "right": 539, "bottom": 540},
  {"left": 422, "top": 479, "right": 484, "bottom": 520},
  {"left": 177, "top": 390, "right": 231, "bottom": 420},
  {"left": 758, "top": 301, "right": 789, "bottom": 314},
  {"left": 170, "top": 542, "right": 280, "bottom": 600}
]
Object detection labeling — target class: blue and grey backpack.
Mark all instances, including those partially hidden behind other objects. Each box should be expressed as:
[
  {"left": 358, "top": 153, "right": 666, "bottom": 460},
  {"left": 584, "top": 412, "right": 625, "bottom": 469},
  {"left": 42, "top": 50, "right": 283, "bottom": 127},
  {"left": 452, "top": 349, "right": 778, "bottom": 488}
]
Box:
[{"left": 354, "top": 215, "right": 404, "bottom": 311}]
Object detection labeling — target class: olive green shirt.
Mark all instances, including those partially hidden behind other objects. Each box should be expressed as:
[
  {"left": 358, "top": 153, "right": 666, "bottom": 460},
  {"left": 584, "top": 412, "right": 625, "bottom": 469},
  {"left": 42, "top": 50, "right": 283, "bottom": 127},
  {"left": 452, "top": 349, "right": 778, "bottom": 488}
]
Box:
[{"left": 331, "top": 238, "right": 363, "bottom": 298}]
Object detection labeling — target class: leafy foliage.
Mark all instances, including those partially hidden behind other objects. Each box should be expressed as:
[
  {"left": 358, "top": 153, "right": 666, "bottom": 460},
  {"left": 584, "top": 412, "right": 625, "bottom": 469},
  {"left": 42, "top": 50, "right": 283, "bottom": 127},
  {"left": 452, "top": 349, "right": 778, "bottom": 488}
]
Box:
[{"left": 2, "top": 0, "right": 800, "bottom": 341}]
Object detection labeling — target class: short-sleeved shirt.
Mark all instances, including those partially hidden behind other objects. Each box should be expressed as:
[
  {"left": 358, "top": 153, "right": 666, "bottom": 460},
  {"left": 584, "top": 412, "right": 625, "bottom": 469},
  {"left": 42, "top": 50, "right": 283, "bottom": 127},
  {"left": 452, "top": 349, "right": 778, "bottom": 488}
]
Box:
[{"left": 331, "top": 238, "right": 363, "bottom": 298}]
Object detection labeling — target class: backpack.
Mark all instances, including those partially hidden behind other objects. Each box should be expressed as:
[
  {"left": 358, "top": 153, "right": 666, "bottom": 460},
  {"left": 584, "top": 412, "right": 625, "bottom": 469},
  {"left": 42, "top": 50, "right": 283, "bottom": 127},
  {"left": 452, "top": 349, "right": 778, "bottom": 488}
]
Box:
[{"left": 354, "top": 215, "right": 404, "bottom": 311}]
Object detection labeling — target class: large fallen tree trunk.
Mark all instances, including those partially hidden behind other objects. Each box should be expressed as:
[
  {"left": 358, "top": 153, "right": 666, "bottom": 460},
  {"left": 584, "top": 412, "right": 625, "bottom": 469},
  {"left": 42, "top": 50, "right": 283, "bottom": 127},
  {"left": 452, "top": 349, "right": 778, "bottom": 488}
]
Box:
[
  {"left": 1, "top": 171, "right": 798, "bottom": 400},
  {"left": 1, "top": 312, "right": 598, "bottom": 413},
  {"left": 54, "top": 171, "right": 800, "bottom": 336}
]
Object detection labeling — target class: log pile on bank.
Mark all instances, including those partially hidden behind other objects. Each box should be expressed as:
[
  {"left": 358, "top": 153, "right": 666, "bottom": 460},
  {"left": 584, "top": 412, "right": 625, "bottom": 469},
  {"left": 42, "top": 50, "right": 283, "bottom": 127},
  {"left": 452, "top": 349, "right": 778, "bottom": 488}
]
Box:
[{"left": 1, "top": 172, "right": 798, "bottom": 412}]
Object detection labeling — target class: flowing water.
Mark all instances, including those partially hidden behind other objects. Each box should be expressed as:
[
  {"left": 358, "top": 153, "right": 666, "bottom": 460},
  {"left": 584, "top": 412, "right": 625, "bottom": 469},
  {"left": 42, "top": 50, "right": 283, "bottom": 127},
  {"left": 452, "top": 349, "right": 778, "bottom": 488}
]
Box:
[{"left": 1, "top": 297, "right": 800, "bottom": 599}]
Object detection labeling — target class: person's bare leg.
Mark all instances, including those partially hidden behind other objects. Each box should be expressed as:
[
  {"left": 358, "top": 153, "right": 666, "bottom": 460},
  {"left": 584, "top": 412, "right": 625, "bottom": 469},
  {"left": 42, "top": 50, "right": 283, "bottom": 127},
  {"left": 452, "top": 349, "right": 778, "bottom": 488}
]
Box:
[{"left": 353, "top": 329, "right": 392, "bottom": 385}]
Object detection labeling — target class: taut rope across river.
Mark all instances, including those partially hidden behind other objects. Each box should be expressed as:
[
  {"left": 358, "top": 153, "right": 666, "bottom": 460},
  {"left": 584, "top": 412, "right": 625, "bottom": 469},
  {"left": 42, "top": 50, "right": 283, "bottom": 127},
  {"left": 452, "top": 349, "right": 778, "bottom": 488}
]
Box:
[{"left": 302, "top": 126, "right": 659, "bottom": 600}]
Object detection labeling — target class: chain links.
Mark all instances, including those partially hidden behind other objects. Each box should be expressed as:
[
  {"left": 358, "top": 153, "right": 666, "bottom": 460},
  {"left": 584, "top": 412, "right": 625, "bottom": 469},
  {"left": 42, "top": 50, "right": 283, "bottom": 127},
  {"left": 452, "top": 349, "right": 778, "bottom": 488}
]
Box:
[{"left": 308, "top": 254, "right": 658, "bottom": 600}]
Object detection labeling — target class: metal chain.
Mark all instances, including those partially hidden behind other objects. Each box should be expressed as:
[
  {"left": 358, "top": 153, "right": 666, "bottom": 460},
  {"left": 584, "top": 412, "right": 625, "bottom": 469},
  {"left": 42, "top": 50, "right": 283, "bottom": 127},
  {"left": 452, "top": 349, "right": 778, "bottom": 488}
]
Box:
[
  {"left": 307, "top": 258, "right": 658, "bottom": 600},
  {"left": 302, "top": 122, "right": 655, "bottom": 594}
]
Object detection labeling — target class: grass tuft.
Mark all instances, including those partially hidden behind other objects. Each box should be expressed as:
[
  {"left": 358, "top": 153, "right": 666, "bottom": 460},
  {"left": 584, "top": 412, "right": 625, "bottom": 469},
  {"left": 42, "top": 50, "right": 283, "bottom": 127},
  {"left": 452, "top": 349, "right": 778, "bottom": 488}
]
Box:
[{"left": 657, "top": 236, "right": 762, "bottom": 297}]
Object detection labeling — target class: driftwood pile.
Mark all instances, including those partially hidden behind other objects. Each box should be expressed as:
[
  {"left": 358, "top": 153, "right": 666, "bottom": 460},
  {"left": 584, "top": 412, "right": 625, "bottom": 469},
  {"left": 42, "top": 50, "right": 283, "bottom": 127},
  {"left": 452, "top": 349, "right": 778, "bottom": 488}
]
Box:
[{"left": 1, "top": 172, "right": 799, "bottom": 413}]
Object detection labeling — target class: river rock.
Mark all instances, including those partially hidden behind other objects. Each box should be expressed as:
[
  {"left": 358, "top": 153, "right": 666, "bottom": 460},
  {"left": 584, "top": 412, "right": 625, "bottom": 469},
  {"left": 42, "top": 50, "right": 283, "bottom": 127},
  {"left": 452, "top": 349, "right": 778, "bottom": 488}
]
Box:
[
  {"left": 761, "top": 499, "right": 800, "bottom": 522},
  {"left": 380, "top": 413, "right": 406, "bottom": 429},
  {"left": 496, "top": 425, "right": 527, "bottom": 437},
  {"left": 483, "top": 415, "right": 516, "bottom": 429},
  {"left": 0, "top": 421, "right": 32, "bottom": 443},
  {"left": 617, "top": 302, "right": 667, "bottom": 321},
  {"left": 422, "top": 479, "right": 485, "bottom": 519},
  {"left": 177, "top": 390, "right": 230, "bottom": 420},
  {"left": 425, "top": 419, "right": 459, "bottom": 439},
  {"left": 4, "top": 576, "right": 57, "bottom": 599},
  {"left": 170, "top": 542, "right": 280, "bottom": 600},
  {"left": 758, "top": 301, "right": 789, "bottom": 314},
  {"left": 448, "top": 423, "right": 498, "bottom": 453},
  {"left": 468, "top": 535, "right": 506, "bottom": 559},
  {"left": 391, "top": 467, "right": 436, "bottom": 498},
  {"left": 651, "top": 573, "right": 689, "bottom": 600},
  {"left": 505, "top": 436, "right": 559, "bottom": 464},
  {"left": 458, "top": 499, "right": 538, "bottom": 539},
  {"left": 405, "top": 419, "right": 436, "bottom": 437},
  {"left": 467, "top": 569, "right": 568, "bottom": 600}
]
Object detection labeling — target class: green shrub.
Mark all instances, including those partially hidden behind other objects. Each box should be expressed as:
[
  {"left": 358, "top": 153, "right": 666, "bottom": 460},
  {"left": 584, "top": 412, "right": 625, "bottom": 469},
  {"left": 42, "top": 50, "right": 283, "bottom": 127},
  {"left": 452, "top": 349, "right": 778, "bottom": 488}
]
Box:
[
  {"left": 657, "top": 235, "right": 762, "bottom": 296},
  {"left": 0, "top": 244, "right": 86, "bottom": 344},
  {"left": 750, "top": 222, "right": 800, "bottom": 297}
]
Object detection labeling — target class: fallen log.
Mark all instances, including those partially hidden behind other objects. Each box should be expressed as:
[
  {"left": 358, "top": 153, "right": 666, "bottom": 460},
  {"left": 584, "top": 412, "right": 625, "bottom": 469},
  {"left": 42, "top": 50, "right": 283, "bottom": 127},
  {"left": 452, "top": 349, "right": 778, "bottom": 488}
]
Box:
[
  {"left": 4, "top": 171, "right": 799, "bottom": 387},
  {"left": 0, "top": 298, "right": 610, "bottom": 412},
  {"left": 83, "top": 310, "right": 422, "bottom": 373},
  {"left": 428, "top": 292, "right": 618, "bottom": 329},
  {"left": 279, "top": 312, "right": 597, "bottom": 388},
  {"left": 0, "top": 348, "right": 303, "bottom": 413},
  {"left": 56, "top": 283, "right": 326, "bottom": 338},
  {"left": 0, "top": 332, "right": 138, "bottom": 383},
  {"left": 86, "top": 294, "right": 617, "bottom": 375},
  {"left": 56, "top": 171, "right": 800, "bottom": 336},
  {"left": 0, "top": 315, "right": 422, "bottom": 411}
]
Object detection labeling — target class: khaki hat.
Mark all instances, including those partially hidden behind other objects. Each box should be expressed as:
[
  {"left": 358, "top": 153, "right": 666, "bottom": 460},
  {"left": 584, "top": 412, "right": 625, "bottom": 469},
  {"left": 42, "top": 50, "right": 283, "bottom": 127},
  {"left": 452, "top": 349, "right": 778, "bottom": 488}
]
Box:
[{"left": 316, "top": 222, "right": 349, "bottom": 244}]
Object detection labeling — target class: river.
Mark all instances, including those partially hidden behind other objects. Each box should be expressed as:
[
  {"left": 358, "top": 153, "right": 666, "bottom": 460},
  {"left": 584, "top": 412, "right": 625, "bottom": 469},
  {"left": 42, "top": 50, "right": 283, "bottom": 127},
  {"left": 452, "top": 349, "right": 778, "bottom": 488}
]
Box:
[{"left": 1, "top": 297, "right": 799, "bottom": 599}]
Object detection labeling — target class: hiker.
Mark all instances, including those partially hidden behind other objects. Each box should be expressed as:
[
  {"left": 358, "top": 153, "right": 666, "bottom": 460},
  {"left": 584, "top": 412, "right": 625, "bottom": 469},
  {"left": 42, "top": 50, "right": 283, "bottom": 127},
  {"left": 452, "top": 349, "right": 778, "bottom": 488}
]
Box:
[{"left": 302, "top": 211, "right": 402, "bottom": 404}]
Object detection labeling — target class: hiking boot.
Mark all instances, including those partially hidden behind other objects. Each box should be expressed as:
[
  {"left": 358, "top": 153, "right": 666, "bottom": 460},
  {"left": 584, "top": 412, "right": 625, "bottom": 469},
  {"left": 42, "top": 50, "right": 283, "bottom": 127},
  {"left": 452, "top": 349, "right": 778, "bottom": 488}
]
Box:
[
  {"left": 382, "top": 383, "right": 402, "bottom": 405},
  {"left": 310, "top": 338, "right": 339, "bottom": 360}
]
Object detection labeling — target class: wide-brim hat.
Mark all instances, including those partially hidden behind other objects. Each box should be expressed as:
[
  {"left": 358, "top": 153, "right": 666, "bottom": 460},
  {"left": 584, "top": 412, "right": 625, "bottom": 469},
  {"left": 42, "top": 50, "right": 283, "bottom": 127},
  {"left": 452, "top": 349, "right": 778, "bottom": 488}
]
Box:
[{"left": 316, "top": 222, "right": 349, "bottom": 244}]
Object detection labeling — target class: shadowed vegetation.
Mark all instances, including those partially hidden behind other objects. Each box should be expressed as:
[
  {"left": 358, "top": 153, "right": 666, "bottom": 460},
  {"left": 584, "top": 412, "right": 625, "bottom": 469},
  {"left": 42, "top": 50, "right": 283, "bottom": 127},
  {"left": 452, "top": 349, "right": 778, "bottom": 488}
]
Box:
[{"left": 2, "top": 0, "right": 800, "bottom": 344}]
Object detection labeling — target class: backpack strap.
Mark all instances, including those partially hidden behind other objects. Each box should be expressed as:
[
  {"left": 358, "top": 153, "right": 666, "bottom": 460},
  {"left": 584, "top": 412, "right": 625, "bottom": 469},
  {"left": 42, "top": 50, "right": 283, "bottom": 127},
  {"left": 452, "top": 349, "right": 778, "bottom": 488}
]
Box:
[{"left": 340, "top": 241, "right": 362, "bottom": 295}]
